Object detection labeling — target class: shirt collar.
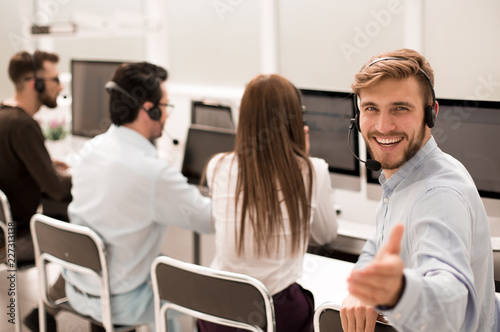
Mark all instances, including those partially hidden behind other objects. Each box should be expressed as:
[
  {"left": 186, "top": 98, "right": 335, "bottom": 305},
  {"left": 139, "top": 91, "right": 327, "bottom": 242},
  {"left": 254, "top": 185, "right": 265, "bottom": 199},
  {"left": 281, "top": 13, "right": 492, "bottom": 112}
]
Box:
[
  {"left": 109, "top": 124, "right": 157, "bottom": 157},
  {"left": 380, "top": 136, "right": 437, "bottom": 192}
]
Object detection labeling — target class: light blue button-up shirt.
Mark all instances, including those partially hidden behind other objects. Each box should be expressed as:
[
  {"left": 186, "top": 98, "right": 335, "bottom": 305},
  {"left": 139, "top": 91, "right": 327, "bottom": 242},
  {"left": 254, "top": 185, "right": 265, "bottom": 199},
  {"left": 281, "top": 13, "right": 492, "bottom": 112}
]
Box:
[{"left": 356, "top": 136, "right": 499, "bottom": 331}]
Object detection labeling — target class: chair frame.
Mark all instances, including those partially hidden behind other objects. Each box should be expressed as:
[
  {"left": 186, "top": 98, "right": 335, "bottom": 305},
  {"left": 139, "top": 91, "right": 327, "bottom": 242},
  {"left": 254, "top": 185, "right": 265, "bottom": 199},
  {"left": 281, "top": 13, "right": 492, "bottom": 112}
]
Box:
[
  {"left": 151, "top": 255, "right": 275, "bottom": 332},
  {"left": 0, "top": 190, "right": 21, "bottom": 332},
  {"left": 30, "top": 213, "right": 143, "bottom": 332},
  {"left": 314, "top": 301, "right": 397, "bottom": 332}
]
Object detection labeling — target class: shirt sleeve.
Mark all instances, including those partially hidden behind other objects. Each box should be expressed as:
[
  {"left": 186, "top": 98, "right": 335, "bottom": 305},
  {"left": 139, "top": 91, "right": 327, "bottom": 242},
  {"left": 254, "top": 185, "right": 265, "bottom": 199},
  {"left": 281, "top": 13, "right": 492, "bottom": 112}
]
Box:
[
  {"left": 309, "top": 158, "right": 338, "bottom": 245},
  {"left": 152, "top": 165, "right": 212, "bottom": 234},
  {"left": 13, "top": 121, "right": 71, "bottom": 200},
  {"left": 354, "top": 237, "right": 377, "bottom": 270},
  {"left": 380, "top": 188, "right": 478, "bottom": 331}
]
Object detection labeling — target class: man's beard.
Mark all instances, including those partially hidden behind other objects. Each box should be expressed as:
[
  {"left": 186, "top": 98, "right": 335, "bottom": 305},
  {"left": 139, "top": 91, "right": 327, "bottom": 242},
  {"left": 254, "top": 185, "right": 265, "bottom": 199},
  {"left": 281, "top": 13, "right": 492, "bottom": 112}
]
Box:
[
  {"left": 366, "top": 123, "right": 426, "bottom": 171},
  {"left": 40, "top": 92, "right": 57, "bottom": 108}
]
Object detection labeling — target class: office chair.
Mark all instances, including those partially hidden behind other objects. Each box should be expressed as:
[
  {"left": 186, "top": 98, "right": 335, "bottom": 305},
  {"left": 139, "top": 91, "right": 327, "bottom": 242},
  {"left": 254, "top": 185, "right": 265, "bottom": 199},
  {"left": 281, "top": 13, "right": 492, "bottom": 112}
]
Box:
[
  {"left": 30, "top": 213, "right": 147, "bottom": 332},
  {"left": 314, "top": 302, "right": 397, "bottom": 332},
  {"left": 151, "top": 255, "right": 276, "bottom": 332},
  {"left": 0, "top": 189, "right": 21, "bottom": 332}
]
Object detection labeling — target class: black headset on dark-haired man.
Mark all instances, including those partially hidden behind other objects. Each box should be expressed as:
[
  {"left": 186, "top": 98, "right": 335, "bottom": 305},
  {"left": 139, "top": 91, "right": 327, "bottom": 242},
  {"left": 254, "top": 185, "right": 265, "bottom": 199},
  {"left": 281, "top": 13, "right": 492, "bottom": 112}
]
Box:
[
  {"left": 104, "top": 80, "right": 162, "bottom": 121},
  {"left": 104, "top": 80, "right": 179, "bottom": 145},
  {"left": 31, "top": 52, "right": 46, "bottom": 93}
]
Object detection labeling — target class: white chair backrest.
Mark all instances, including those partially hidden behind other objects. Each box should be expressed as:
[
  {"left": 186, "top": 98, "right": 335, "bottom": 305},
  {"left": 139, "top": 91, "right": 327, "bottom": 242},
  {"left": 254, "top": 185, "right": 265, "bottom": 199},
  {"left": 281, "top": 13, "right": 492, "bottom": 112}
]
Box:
[
  {"left": 0, "top": 189, "right": 12, "bottom": 247},
  {"left": 0, "top": 189, "right": 20, "bottom": 332},
  {"left": 30, "top": 214, "right": 114, "bottom": 331}
]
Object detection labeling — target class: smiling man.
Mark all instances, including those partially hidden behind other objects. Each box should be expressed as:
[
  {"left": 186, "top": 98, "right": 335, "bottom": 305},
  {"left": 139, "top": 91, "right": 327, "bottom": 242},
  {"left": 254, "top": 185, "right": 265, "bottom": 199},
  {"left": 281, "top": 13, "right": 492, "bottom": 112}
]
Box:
[{"left": 340, "top": 49, "right": 499, "bottom": 332}]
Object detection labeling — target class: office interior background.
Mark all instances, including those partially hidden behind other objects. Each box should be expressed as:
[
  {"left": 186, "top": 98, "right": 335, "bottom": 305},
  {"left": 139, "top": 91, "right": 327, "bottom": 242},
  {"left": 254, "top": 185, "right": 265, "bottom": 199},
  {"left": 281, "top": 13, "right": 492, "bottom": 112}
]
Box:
[
  {"left": 1, "top": 0, "right": 500, "bottom": 262},
  {"left": 1, "top": 0, "right": 500, "bottom": 331}
]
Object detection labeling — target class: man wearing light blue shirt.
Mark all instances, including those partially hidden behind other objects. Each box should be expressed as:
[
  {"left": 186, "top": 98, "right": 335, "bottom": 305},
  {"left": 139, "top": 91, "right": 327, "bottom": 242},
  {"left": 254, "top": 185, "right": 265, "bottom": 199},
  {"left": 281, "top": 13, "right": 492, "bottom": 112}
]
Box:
[
  {"left": 340, "top": 49, "right": 499, "bottom": 331},
  {"left": 63, "top": 62, "right": 212, "bottom": 330}
]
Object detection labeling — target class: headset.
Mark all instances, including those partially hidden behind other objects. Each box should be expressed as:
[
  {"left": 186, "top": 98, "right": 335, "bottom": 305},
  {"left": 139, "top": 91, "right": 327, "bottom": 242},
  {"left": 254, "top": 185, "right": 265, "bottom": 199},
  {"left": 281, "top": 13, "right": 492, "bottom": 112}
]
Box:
[
  {"left": 104, "top": 80, "right": 179, "bottom": 145},
  {"left": 353, "top": 56, "right": 437, "bottom": 131},
  {"left": 348, "top": 56, "right": 437, "bottom": 172},
  {"left": 104, "top": 80, "right": 162, "bottom": 121},
  {"left": 31, "top": 52, "right": 46, "bottom": 93}
]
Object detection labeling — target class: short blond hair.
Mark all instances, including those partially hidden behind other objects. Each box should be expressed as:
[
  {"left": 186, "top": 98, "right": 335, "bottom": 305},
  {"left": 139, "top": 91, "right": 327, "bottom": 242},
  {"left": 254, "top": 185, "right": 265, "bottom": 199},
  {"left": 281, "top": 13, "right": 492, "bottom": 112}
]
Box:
[{"left": 352, "top": 48, "right": 435, "bottom": 107}]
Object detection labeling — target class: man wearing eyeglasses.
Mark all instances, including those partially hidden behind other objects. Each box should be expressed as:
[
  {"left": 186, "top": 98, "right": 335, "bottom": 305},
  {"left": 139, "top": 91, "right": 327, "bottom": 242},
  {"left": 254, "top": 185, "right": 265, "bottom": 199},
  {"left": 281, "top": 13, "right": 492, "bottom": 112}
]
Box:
[
  {"left": 63, "top": 62, "right": 212, "bottom": 331},
  {"left": 0, "top": 49, "right": 71, "bottom": 261},
  {"left": 0, "top": 49, "right": 71, "bottom": 331}
]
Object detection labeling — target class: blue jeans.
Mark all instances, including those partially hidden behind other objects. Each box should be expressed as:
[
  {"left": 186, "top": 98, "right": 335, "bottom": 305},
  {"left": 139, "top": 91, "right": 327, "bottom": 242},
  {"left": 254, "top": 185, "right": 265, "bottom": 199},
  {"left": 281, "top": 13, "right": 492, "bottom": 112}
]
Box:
[{"left": 65, "top": 280, "right": 181, "bottom": 331}]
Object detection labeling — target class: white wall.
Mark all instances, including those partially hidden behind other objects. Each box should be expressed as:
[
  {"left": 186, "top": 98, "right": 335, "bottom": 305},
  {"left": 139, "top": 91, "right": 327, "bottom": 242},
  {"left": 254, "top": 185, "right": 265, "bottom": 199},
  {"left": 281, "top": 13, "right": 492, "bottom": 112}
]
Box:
[{"left": 1, "top": 0, "right": 499, "bottom": 237}]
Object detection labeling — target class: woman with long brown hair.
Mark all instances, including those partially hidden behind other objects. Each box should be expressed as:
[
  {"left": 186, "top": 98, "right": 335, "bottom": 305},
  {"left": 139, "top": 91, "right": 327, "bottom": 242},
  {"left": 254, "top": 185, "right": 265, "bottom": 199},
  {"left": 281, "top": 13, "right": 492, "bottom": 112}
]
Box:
[{"left": 198, "top": 74, "right": 338, "bottom": 332}]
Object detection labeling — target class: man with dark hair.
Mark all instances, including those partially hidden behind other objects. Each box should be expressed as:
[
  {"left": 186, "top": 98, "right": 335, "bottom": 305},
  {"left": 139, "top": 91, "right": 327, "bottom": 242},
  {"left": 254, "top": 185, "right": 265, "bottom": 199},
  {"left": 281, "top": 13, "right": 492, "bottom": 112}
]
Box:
[
  {"left": 0, "top": 50, "right": 71, "bottom": 259},
  {"left": 0, "top": 49, "right": 72, "bottom": 331},
  {"left": 63, "top": 61, "right": 211, "bottom": 330}
]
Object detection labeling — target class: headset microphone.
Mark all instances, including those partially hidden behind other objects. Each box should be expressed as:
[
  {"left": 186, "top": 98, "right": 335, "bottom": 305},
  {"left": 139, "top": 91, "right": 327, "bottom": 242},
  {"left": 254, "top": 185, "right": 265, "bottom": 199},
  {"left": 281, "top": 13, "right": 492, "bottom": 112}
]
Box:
[
  {"left": 164, "top": 130, "right": 179, "bottom": 145},
  {"left": 348, "top": 119, "right": 381, "bottom": 172}
]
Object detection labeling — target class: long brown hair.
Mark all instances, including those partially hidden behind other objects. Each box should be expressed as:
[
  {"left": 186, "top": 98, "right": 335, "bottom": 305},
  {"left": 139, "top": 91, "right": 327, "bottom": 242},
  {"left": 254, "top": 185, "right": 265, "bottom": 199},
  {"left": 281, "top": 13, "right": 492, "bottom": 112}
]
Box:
[{"left": 231, "top": 74, "right": 314, "bottom": 257}]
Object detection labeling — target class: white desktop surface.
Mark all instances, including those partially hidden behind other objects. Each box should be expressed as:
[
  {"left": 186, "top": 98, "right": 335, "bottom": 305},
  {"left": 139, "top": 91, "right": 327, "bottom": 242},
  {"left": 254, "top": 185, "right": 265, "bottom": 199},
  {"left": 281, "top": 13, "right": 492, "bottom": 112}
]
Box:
[{"left": 298, "top": 253, "right": 355, "bottom": 309}]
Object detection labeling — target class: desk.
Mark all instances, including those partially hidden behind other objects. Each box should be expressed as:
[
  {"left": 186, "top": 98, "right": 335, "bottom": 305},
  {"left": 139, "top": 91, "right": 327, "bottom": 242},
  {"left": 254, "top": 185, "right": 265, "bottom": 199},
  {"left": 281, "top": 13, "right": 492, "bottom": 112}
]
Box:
[
  {"left": 298, "top": 253, "right": 354, "bottom": 309},
  {"left": 329, "top": 218, "right": 376, "bottom": 256}
]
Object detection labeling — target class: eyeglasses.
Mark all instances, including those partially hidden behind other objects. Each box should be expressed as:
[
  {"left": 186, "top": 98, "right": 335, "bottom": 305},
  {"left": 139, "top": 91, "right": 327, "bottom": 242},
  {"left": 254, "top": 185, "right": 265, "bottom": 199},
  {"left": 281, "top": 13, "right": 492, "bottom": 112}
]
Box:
[{"left": 158, "top": 103, "right": 175, "bottom": 115}]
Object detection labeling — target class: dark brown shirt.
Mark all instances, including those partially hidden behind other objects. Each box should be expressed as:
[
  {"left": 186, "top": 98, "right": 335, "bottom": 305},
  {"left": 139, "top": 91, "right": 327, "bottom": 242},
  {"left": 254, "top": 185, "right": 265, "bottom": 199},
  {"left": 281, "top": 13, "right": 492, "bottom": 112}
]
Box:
[{"left": 0, "top": 104, "right": 71, "bottom": 236}]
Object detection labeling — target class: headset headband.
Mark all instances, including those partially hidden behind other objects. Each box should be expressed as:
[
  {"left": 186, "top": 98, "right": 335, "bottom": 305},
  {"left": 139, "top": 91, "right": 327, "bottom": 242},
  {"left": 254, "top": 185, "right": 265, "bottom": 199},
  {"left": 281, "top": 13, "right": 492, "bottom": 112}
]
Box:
[{"left": 367, "top": 56, "right": 436, "bottom": 107}]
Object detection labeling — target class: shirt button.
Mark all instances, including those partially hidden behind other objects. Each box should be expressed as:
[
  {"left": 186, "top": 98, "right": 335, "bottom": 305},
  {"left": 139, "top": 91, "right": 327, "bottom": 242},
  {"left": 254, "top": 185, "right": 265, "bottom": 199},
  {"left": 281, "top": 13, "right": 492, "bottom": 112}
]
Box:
[
  {"left": 394, "top": 312, "right": 402, "bottom": 320},
  {"left": 383, "top": 197, "right": 389, "bottom": 203},
  {"left": 419, "top": 325, "right": 426, "bottom": 331}
]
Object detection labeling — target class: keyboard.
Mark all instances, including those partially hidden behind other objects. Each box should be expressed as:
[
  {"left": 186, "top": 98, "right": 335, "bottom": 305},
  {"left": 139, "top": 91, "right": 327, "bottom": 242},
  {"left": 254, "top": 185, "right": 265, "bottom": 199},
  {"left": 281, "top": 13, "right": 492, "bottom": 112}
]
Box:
[{"left": 337, "top": 218, "right": 376, "bottom": 240}]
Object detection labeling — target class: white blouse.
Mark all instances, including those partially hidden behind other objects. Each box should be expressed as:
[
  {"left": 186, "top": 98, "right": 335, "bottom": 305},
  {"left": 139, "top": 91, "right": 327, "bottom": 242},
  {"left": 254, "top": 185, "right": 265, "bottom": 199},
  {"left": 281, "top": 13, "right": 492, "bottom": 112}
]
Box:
[{"left": 206, "top": 153, "right": 338, "bottom": 295}]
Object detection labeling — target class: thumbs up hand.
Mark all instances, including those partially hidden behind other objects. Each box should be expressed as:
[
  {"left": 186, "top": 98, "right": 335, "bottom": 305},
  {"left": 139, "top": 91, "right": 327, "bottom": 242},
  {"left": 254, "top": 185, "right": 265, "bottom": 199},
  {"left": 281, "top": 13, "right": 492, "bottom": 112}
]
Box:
[{"left": 347, "top": 224, "right": 406, "bottom": 308}]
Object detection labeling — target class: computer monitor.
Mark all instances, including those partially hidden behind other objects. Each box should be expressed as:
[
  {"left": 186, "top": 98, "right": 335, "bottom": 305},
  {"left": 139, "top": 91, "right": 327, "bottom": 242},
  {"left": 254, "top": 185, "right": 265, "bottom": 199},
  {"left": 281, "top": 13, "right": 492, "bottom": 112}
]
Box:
[
  {"left": 191, "top": 100, "right": 234, "bottom": 130},
  {"left": 71, "top": 60, "right": 122, "bottom": 137},
  {"left": 181, "top": 125, "right": 236, "bottom": 185},
  {"left": 434, "top": 98, "right": 500, "bottom": 198},
  {"left": 367, "top": 98, "right": 500, "bottom": 199},
  {"left": 300, "top": 89, "right": 359, "bottom": 176}
]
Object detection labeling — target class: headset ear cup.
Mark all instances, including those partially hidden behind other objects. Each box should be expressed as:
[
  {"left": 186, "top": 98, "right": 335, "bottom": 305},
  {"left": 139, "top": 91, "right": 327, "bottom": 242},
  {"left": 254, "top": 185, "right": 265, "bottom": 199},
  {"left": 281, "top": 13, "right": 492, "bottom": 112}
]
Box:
[
  {"left": 34, "top": 79, "right": 45, "bottom": 93},
  {"left": 147, "top": 107, "right": 161, "bottom": 121},
  {"left": 425, "top": 105, "right": 435, "bottom": 128}
]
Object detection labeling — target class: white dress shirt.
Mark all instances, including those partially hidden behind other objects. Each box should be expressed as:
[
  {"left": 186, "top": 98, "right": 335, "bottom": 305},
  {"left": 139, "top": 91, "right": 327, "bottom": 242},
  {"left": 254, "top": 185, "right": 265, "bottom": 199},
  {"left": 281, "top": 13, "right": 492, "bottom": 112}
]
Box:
[{"left": 64, "top": 125, "right": 212, "bottom": 296}]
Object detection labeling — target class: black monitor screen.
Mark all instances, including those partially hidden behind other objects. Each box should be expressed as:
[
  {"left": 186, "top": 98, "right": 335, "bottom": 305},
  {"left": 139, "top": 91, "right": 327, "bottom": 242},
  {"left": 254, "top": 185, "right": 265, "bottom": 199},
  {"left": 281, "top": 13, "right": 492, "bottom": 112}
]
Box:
[
  {"left": 181, "top": 125, "right": 236, "bottom": 185},
  {"left": 191, "top": 101, "right": 234, "bottom": 130},
  {"left": 71, "top": 60, "right": 122, "bottom": 137},
  {"left": 367, "top": 98, "right": 500, "bottom": 199},
  {"left": 300, "top": 89, "right": 359, "bottom": 176},
  {"left": 434, "top": 99, "right": 500, "bottom": 198}
]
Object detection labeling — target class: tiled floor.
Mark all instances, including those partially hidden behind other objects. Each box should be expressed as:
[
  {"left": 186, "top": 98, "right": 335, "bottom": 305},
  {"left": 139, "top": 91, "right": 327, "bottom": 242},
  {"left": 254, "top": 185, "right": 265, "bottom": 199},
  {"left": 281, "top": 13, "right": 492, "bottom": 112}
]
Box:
[
  {"left": 0, "top": 226, "right": 215, "bottom": 332},
  {"left": 0, "top": 263, "right": 90, "bottom": 332}
]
